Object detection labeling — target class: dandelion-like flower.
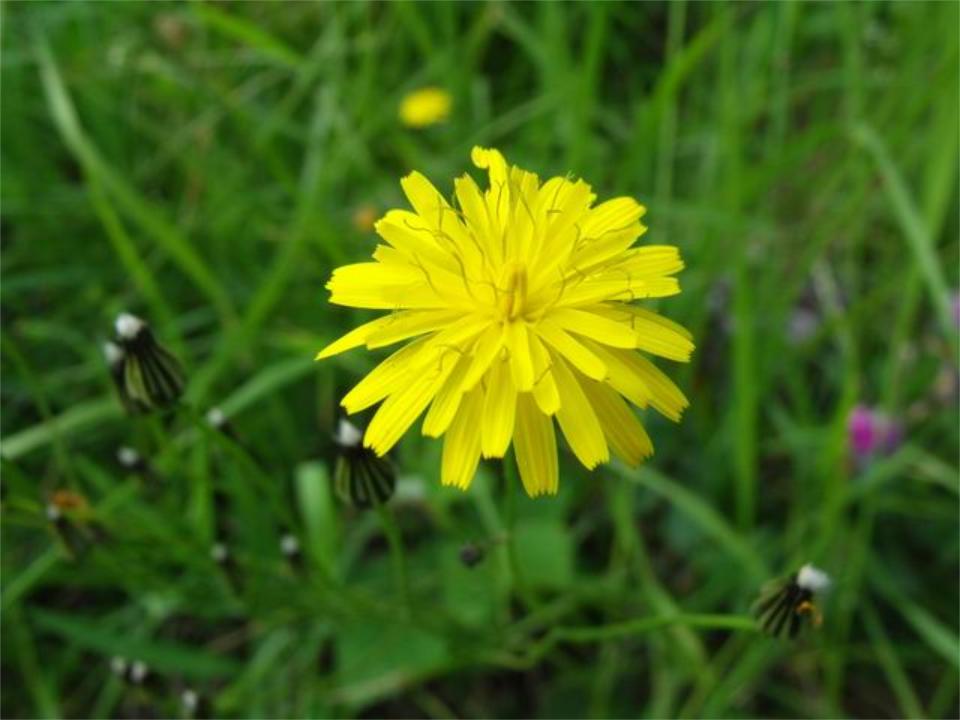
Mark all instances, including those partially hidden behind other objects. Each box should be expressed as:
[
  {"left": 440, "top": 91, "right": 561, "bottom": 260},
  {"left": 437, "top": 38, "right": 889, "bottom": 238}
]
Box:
[
  {"left": 398, "top": 87, "right": 452, "bottom": 128},
  {"left": 316, "top": 147, "right": 693, "bottom": 496},
  {"left": 109, "top": 313, "right": 184, "bottom": 411},
  {"left": 754, "top": 563, "right": 831, "bottom": 638}
]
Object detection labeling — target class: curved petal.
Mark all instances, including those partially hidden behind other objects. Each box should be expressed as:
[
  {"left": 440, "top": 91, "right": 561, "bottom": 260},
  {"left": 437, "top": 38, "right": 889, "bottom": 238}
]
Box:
[
  {"left": 480, "top": 355, "right": 517, "bottom": 458},
  {"left": 550, "top": 353, "right": 609, "bottom": 469},
  {"left": 579, "top": 378, "right": 653, "bottom": 466},
  {"left": 442, "top": 387, "right": 484, "bottom": 489},
  {"left": 535, "top": 317, "right": 607, "bottom": 380},
  {"left": 315, "top": 315, "right": 395, "bottom": 360},
  {"left": 514, "top": 393, "right": 558, "bottom": 497}
]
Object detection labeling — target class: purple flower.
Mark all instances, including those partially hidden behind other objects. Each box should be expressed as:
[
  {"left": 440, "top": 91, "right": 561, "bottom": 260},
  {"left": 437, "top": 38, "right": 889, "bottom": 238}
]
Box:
[{"left": 848, "top": 404, "right": 902, "bottom": 461}]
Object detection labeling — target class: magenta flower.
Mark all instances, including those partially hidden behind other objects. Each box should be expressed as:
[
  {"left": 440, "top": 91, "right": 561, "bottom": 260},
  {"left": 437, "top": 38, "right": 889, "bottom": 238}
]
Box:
[{"left": 848, "top": 405, "right": 902, "bottom": 461}]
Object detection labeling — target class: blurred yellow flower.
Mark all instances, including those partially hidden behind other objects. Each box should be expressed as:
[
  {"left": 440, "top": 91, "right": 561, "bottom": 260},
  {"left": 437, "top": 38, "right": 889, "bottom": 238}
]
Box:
[
  {"left": 316, "top": 147, "right": 692, "bottom": 497},
  {"left": 398, "top": 87, "right": 452, "bottom": 128},
  {"left": 352, "top": 204, "right": 378, "bottom": 233}
]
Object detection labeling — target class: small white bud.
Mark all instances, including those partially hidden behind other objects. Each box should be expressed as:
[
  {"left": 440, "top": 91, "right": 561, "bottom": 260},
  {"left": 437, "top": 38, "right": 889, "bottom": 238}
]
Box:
[
  {"left": 102, "top": 341, "right": 124, "bottom": 366},
  {"left": 210, "top": 542, "right": 228, "bottom": 563},
  {"left": 110, "top": 656, "right": 127, "bottom": 676},
  {"left": 797, "top": 563, "right": 831, "bottom": 592},
  {"left": 280, "top": 534, "right": 300, "bottom": 556},
  {"left": 181, "top": 689, "right": 198, "bottom": 712},
  {"left": 45, "top": 504, "right": 61, "bottom": 521},
  {"left": 116, "top": 446, "right": 141, "bottom": 468},
  {"left": 335, "top": 419, "right": 362, "bottom": 447},
  {"left": 115, "top": 313, "right": 145, "bottom": 340},
  {"left": 129, "top": 660, "right": 148, "bottom": 684},
  {"left": 206, "top": 407, "right": 226, "bottom": 428}
]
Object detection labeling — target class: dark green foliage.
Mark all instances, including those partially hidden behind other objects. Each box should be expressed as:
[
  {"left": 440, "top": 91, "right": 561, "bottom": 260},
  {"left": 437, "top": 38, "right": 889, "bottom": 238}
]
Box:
[{"left": 1, "top": 2, "right": 958, "bottom": 718}]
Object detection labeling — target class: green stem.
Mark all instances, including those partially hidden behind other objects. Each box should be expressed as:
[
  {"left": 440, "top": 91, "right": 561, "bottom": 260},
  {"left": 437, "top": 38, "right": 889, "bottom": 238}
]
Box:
[
  {"left": 500, "top": 454, "right": 538, "bottom": 611},
  {"left": 377, "top": 504, "right": 411, "bottom": 617},
  {"left": 492, "top": 613, "right": 757, "bottom": 670}
]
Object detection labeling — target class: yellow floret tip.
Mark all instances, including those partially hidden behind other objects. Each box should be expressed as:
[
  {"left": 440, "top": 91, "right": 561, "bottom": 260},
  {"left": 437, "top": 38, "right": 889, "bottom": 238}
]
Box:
[{"left": 399, "top": 87, "right": 452, "bottom": 128}]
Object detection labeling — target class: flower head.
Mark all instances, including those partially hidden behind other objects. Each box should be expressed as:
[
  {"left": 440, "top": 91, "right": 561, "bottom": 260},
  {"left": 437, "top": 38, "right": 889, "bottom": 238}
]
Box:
[
  {"left": 754, "top": 562, "right": 831, "bottom": 638},
  {"left": 399, "top": 87, "right": 452, "bottom": 128},
  {"left": 848, "top": 404, "right": 902, "bottom": 462},
  {"left": 110, "top": 313, "right": 184, "bottom": 411},
  {"left": 352, "top": 204, "right": 379, "bottom": 233},
  {"left": 316, "top": 147, "right": 693, "bottom": 497}
]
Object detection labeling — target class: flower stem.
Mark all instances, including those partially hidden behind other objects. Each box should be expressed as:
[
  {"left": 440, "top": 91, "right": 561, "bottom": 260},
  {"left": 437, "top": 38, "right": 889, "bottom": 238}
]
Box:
[
  {"left": 500, "top": 453, "right": 539, "bottom": 611},
  {"left": 377, "top": 503, "right": 412, "bottom": 616},
  {"left": 490, "top": 614, "right": 757, "bottom": 669}
]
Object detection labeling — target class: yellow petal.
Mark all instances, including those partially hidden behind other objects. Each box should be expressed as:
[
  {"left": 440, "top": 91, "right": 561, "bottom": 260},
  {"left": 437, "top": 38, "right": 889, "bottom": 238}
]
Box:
[
  {"left": 529, "top": 332, "right": 560, "bottom": 414},
  {"left": 535, "top": 317, "right": 607, "bottom": 381},
  {"left": 371, "top": 244, "right": 408, "bottom": 266},
  {"left": 581, "top": 197, "right": 646, "bottom": 236},
  {"left": 462, "top": 324, "right": 505, "bottom": 390},
  {"left": 617, "top": 245, "right": 685, "bottom": 278},
  {"left": 375, "top": 210, "right": 459, "bottom": 273},
  {"left": 553, "top": 275, "right": 680, "bottom": 307},
  {"left": 365, "top": 309, "right": 464, "bottom": 349},
  {"left": 589, "top": 304, "right": 694, "bottom": 361},
  {"left": 571, "top": 222, "right": 646, "bottom": 274},
  {"left": 422, "top": 352, "right": 472, "bottom": 437},
  {"left": 453, "top": 174, "right": 498, "bottom": 263},
  {"left": 505, "top": 321, "right": 535, "bottom": 391},
  {"left": 628, "top": 305, "right": 692, "bottom": 340},
  {"left": 341, "top": 338, "right": 430, "bottom": 413},
  {"left": 579, "top": 379, "right": 653, "bottom": 466},
  {"left": 550, "top": 353, "right": 609, "bottom": 469},
  {"left": 572, "top": 196, "right": 646, "bottom": 274},
  {"left": 526, "top": 183, "right": 596, "bottom": 284},
  {"left": 514, "top": 393, "right": 558, "bottom": 497},
  {"left": 400, "top": 172, "right": 451, "bottom": 227},
  {"left": 326, "top": 262, "right": 447, "bottom": 309},
  {"left": 442, "top": 387, "right": 484, "bottom": 489},
  {"left": 315, "top": 315, "right": 395, "bottom": 360},
  {"left": 543, "top": 179, "right": 594, "bottom": 244},
  {"left": 342, "top": 317, "right": 485, "bottom": 415},
  {"left": 505, "top": 167, "right": 541, "bottom": 259},
  {"left": 481, "top": 355, "right": 517, "bottom": 458},
  {"left": 585, "top": 341, "right": 687, "bottom": 420},
  {"left": 398, "top": 172, "right": 480, "bottom": 271},
  {"left": 578, "top": 339, "right": 650, "bottom": 409},
  {"left": 471, "top": 146, "right": 509, "bottom": 187},
  {"left": 549, "top": 307, "right": 638, "bottom": 349},
  {"left": 623, "top": 352, "right": 689, "bottom": 421},
  {"left": 364, "top": 358, "right": 456, "bottom": 455},
  {"left": 471, "top": 146, "right": 511, "bottom": 236}
]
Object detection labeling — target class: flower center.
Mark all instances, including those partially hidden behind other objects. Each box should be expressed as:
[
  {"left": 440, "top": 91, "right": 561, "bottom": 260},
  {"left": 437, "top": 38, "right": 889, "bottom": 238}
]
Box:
[{"left": 497, "top": 262, "right": 527, "bottom": 321}]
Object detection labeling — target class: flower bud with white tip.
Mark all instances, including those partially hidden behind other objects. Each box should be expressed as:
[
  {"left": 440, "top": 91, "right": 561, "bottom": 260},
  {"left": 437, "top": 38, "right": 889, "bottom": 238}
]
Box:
[
  {"left": 129, "top": 660, "right": 149, "bottom": 685},
  {"left": 113, "top": 312, "right": 184, "bottom": 411},
  {"left": 753, "top": 562, "right": 831, "bottom": 639},
  {"left": 333, "top": 419, "right": 396, "bottom": 508}
]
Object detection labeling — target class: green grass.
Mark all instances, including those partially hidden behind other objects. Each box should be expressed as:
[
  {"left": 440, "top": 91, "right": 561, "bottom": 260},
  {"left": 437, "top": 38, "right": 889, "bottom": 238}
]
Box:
[{"left": 2, "top": 2, "right": 958, "bottom": 718}]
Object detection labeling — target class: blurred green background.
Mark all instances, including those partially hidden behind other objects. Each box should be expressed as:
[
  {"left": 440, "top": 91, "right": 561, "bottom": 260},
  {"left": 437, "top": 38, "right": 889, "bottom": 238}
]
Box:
[{"left": 2, "top": 2, "right": 958, "bottom": 718}]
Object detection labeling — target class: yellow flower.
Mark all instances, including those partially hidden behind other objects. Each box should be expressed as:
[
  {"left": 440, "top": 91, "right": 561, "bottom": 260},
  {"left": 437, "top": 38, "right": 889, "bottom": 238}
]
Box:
[
  {"left": 352, "top": 204, "right": 378, "bottom": 233},
  {"left": 398, "top": 87, "right": 452, "bottom": 128},
  {"left": 316, "top": 147, "right": 693, "bottom": 497}
]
